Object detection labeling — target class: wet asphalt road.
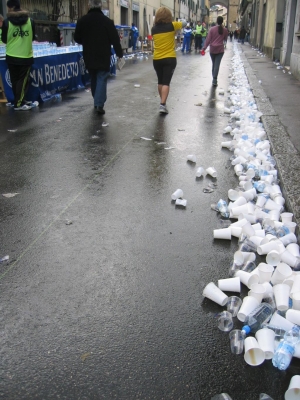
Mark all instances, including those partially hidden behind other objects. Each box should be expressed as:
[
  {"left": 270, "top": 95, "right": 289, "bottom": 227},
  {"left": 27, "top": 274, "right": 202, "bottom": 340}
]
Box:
[{"left": 0, "top": 44, "right": 299, "bottom": 399}]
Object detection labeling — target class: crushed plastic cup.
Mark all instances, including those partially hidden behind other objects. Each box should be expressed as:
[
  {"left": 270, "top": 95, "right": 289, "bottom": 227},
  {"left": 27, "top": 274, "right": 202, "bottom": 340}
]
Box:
[
  {"left": 255, "top": 328, "right": 275, "bottom": 360},
  {"left": 227, "top": 296, "right": 242, "bottom": 317},
  {"left": 271, "top": 262, "right": 293, "bottom": 285},
  {"left": 202, "top": 282, "right": 228, "bottom": 306},
  {"left": 237, "top": 295, "right": 260, "bottom": 322},
  {"left": 213, "top": 227, "right": 231, "bottom": 240},
  {"left": 218, "top": 277, "right": 241, "bottom": 293},
  {"left": 229, "top": 329, "right": 245, "bottom": 354},
  {"left": 258, "top": 263, "right": 274, "bottom": 283},
  {"left": 273, "top": 283, "right": 291, "bottom": 311},
  {"left": 286, "top": 309, "right": 300, "bottom": 325},
  {"left": 217, "top": 311, "right": 233, "bottom": 332},
  {"left": 175, "top": 198, "right": 187, "bottom": 207},
  {"left": 285, "top": 375, "right": 300, "bottom": 400},
  {"left": 244, "top": 336, "right": 265, "bottom": 366},
  {"left": 187, "top": 154, "right": 196, "bottom": 163},
  {"left": 206, "top": 167, "right": 217, "bottom": 178},
  {"left": 171, "top": 189, "right": 183, "bottom": 200}
]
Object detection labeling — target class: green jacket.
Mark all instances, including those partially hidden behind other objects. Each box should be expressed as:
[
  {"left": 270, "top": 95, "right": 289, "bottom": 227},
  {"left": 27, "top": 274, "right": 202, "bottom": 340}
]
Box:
[
  {"left": 193, "top": 25, "right": 202, "bottom": 36},
  {"left": 200, "top": 27, "right": 207, "bottom": 38}
]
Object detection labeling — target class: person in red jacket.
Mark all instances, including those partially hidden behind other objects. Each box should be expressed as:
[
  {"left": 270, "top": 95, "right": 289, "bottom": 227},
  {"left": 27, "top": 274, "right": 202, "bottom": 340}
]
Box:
[{"left": 202, "top": 16, "right": 228, "bottom": 87}]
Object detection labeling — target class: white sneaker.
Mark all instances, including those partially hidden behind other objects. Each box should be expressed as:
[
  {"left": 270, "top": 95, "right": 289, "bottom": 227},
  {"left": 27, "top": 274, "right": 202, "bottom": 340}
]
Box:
[
  {"left": 6, "top": 102, "right": 14, "bottom": 107},
  {"left": 14, "top": 104, "right": 32, "bottom": 111},
  {"left": 159, "top": 104, "right": 169, "bottom": 114}
]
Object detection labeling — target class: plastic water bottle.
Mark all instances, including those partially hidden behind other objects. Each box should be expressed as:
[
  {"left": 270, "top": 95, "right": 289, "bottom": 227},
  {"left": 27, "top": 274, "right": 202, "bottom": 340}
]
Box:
[
  {"left": 272, "top": 325, "right": 300, "bottom": 370},
  {"left": 217, "top": 199, "right": 230, "bottom": 219},
  {"left": 253, "top": 181, "right": 266, "bottom": 193},
  {"left": 242, "top": 303, "right": 274, "bottom": 334}
]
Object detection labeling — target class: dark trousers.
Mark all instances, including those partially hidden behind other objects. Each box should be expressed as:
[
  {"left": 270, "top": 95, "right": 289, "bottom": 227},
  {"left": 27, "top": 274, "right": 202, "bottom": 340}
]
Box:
[
  {"left": 210, "top": 52, "right": 224, "bottom": 82},
  {"left": 194, "top": 35, "right": 202, "bottom": 50},
  {"left": 7, "top": 64, "right": 31, "bottom": 108}
]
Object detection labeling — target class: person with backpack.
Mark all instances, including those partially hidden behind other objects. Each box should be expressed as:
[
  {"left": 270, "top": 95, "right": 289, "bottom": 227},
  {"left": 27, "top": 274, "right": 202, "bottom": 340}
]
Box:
[{"left": 201, "top": 16, "right": 228, "bottom": 87}]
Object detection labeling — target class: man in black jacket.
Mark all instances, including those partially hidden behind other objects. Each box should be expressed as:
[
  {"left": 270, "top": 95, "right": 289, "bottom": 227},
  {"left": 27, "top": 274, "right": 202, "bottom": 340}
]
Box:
[{"left": 74, "top": 0, "right": 123, "bottom": 115}]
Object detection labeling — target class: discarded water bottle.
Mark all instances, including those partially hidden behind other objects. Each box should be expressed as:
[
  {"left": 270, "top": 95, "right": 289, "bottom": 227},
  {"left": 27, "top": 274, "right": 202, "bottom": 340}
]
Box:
[
  {"left": 253, "top": 181, "right": 266, "bottom": 193},
  {"left": 217, "top": 199, "right": 230, "bottom": 219},
  {"left": 272, "top": 325, "right": 300, "bottom": 370},
  {"left": 242, "top": 303, "right": 274, "bottom": 334},
  {"left": 261, "top": 323, "right": 286, "bottom": 342},
  {"left": 276, "top": 225, "right": 290, "bottom": 238}
]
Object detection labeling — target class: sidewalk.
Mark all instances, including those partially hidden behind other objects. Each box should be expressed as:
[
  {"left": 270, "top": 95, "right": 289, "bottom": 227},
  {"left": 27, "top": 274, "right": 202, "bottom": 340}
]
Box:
[{"left": 239, "top": 43, "right": 300, "bottom": 231}]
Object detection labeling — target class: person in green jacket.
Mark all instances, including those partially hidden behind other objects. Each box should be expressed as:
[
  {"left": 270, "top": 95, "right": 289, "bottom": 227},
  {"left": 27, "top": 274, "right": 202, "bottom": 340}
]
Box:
[
  {"left": 201, "top": 22, "right": 207, "bottom": 48},
  {"left": 193, "top": 21, "right": 203, "bottom": 53},
  {"left": 1, "top": 0, "right": 35, "bottom": 110}
]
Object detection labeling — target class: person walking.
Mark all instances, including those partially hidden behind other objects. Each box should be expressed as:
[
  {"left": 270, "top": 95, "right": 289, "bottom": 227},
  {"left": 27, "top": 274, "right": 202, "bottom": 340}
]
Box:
[
  {"left": 1, "top": 0, "right": 35, "bottom": 111},
  {"left": 74, "top": 0, "right": 123, "bottom": 115},
  {"left": 200, "top": 22, "right": 207, "bottom": 49},
  {"left": 193, "top": 21, "right": 202, "bottom": 53},
  {"left": 202, "top": 16, "right": 228, "bottom": 87},
  {"left": 131, "top": 23, "right": 139, "bottom": 51},
  {"left": 181, "top": 23, "right": 192, "bottom": 53},
  {"left": 239, "top": 26, "right": 246, "bottom": 44},
  {"left": 229, "top": 31, "right": 233, "bottom": 42},
  {"left": 151, "top": 7, "right": 186, "bottom": 114}
]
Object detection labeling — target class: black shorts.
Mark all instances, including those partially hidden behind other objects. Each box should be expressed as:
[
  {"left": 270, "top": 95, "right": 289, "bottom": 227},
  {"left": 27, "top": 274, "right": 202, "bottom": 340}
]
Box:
[{"left": 153, "top": 58, "right": 177, "bottom": 86}]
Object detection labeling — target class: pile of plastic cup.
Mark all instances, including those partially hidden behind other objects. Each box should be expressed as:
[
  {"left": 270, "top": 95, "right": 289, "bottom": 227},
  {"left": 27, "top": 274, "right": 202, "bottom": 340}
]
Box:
[{"left": 202, "top": 42, "right": 300, "bottom": 380}]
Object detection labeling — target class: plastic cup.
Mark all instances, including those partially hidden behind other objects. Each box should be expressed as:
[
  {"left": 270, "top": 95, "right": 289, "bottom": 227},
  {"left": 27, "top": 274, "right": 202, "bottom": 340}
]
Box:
[
  {"left": 228, "top": 261, "right": 242, "bottom": 277},
  {"left": 270, "top": 263, "right": 293, "bottom": 285},
  {"left": 279, "top": 233, "right": 297, "bottom": 246},
  {"left": 171, "top": 189, "right": 183, "bottom": 200},
  {"left": 237, "top": 296, "right": 260, "bottom": 322},
  {"left": 269, "top": 311, "right": 295, "bottom": 331},
  {"left": 229, "top": 329, "right": 245, "bottom": 354},
  {"left": 230, "top": 226, "right": 242, "bottom": 238},
  {"left": 256, "top": 195, "right": 267, "bottom": 208},
  {"left": 244, "top": 337, "right": 265, "bottom": 366},
  {"left": 280, "top": 212, "right": 293, "bottom": 223},
  {"left": 286, "top": 309, "right": 300, "bottom": 325},
  {"left": 263, "top": 292, "right": 276, "bottom": 309},
  {"left": 292, "top": 292, "right": 300, "bottom": 310},
  {"left": 255, "top": 328, "right": 275, "bottom": 360},
  {"left": 196, "top": 167, "right": 205, "bottom": 178},
  {"left": 213, "top": 227, "right": 231, "bottom": 240},
  {"left": 227, "top": 296, "right": 243, "bottom": 317},
  {"left": 258, "top": 263, "right": 274, "bottom": 283},
  {"left": 248, "top": 283, "right": 266, "bottom": 303},
  {"left": 234, "top": 164, "right": 243, "bottom": 176},
  {"left": 206, "top": 167, "right": 217, "bottom": 178},
  {"left": 241, "top": 261, "right": 257, "bottom": 273},
  {"left": 175, "top": 198, "right": 187, "bottom": 207},
  {"left": 217, "top": 311, "right": 233, "bottom": 332},
  {"left": 285, "top": 375, "right": 300, "bottom": 400},
  {"left": 257, "top": 240, "right": 285, "bottom": 255},
  {"left": 234, "top": 251, "right": 256, "bottom": 265},
  {"left": 273, "top": 283, "right": 291, "bottom": 311},
  {"left": 281, "top": 250, "right": 299, "bottom": 268},
  {"left": 187, "top": 154, "right": 196, "bottom": 163},
  {"left": 283, "top": 274, "right": 296, "bottom": 289},
  {"left": 261, "top": 282, "right": 274, "bottom": 296},
  {"left": 265, "top": 198, "right": 283, "bottom": 212},
  {"left": 202, "top": 282, "right": 228, "bottom": 306},
  {"left": 285, "top": 222, "right": 297, "bottom": 234},
  {"left": 266, "top": 250, "right": 281, "bottom": 266},
  {"left": 229, "top": 197, "right": 247, "bottom": 210},
  {"left": 249, "top": 235, "right": 264, "bottom": 246},
  {"left": 286, "top": 243, "right": 300, "bottom": 257},
  {"left": 291, "top": 275, "right": 300, "bottom": 298},
  {"left": 235, "top": 270, "right": 259, "bottom": 289},
  {"left": 228, "top": 189, "right": 239, "bottom": 201},
  {"left": 218, "top": 277, "right": 241, "bottom": 293}
]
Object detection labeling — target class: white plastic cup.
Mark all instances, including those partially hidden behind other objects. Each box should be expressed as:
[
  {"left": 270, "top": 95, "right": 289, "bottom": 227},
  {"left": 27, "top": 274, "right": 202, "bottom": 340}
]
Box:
[
  {"left": 271, "top": 263, "right": 293, "bottom": 286},
  {"left": 228, "top": 189, "right": 240, "bottom": 201},
  {"left": 258, "top": 263, "right": 274, "bottom": 283},
  {"left": 266, "top": 250, "right": 281, "bottom": 266},
  {"left": 280, "top": 250, "right": 298, "bottom": 268},
  {"left": 234, "top": 251, "right": 256, "bottom": 266},
  {"left": 213, "top": 228, "right": 231, "bottom": 240},
  {"left": 248, "top": 283, "right": 266, "bottom": 303},
  {"left": 283, "top": 274, "right": 296, "bottom": 289},
  {"left": 280, "top": 212, "right": 293, "bottom": 223},
  {"left": 229, "top": 197, "right": 247, "bottom": 209},
  {"left": 268, "top": 209, "right": 281, "bottom": 221},
  {"left": 290, "top": 275, "right": 300, "bottom": 298},
  {"left": 237, "top": 296, "right": 260, "bottom": 322},
  {"left": 286, "top": 309, "right": 300, "bottom": 326},
  {"left": 292, "top": 292, "right": 300, "bottom": 311},
  {"left": 206, "top": 167, "right": 217, "bottom": 178},
  {"left": 235, "top": 270, "right": 259, "bottom": 289},
  {"left": 285, "top": 375, "right": 300, "bottom": 400},
  {"left": 264, "top": 198, "right": 283, "bottom": 212},
  {"left": 175, "top": 198, "right": 187, "bottom": 207},
  {"left": 244, "top": 337, "right": 265, "bottom": 366},
  {"left": 242, "top": 222, "right": 256, "bottom": 238},
  {"left": 187, "top": 154, "right": 196, "bottom": 163},
  {"left": 218, "top": 277, "right": 241, "bottom": 293},
  {"left": 230, "top": 204, "right": 249, "bottom": 217},
  {"left": 273, "top": 283, "right": 291, "bottom": 311},
  {"left": 279, "top": 233, "right": 297, "bottom": 246},
  {"left": 171, "top": 189, "right": 183, "bottom": 200},
  {"left": 261, "top": 282, "right": 274, "bottom": 297},
  {"left": 240, "top": 188, "right": 256, "bottom": 202},
  {"left": 255, "top": 328, "right": 275, "bottom": 360},
  {"left": 196, "top": 167, "right": 205, "bottom": 178},
  {"left": 257, "top": 240, "right": 285, "bottom": 255},
  {"left": 234, "top": 164, "right": 243, "bottom": 176},
  {"left": 256, "top": 195, "right": 267, "bottom": 208},
  {"left": 284, "top": 222, "right": 297, "bottom": 234},
  {"left": 202, "top": 282, "right": 228, "bottom": 306},
  {"left": 269, "top": 311, "right": 295, "bottom": 331},
  {"left": 249, "top": 235, "right": 264, "bottom": 247},
  {"left": 230, "top": 226, "right": 242, "bottom": 238},
  {"left": 286, "top": 243, "right": 300, "bottom": 257}
]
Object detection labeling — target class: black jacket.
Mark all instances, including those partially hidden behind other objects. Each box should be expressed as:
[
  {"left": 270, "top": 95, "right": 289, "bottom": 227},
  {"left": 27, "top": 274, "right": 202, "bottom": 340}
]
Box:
[
  {"left": 74, "top": 8, "right": 123, "bottom": 71},
  {"left": 1, "top": 9, "right": 35, "bottom": 65}
]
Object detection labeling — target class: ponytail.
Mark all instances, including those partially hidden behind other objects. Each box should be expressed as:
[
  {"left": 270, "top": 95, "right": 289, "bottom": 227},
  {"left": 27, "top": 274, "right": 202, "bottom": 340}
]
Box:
[
  {"left": 218, "top": 25, "right": 223, "bottom": 35},
  {"left": 217, "top": 16, "right": 223, "bottom": 34}
]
